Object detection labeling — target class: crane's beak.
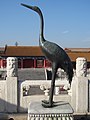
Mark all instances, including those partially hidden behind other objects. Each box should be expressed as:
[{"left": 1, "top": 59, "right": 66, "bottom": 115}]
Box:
[{"left": 21, "top": 3, "right": 33, "bottom": 10}]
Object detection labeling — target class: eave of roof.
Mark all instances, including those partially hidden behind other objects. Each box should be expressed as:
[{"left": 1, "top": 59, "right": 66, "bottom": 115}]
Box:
[
  {"left": 4, "top": 46, "right": 44, "bottom": 57},
  {"left": 65, "top": 48, "right": 90, "bottom": 53},
  {"left": 1, "top": 46, "right": 90, "bottom": 62}
]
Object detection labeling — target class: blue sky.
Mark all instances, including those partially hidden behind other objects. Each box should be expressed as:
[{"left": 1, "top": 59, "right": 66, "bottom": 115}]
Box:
[{"left": 0, "top": 0, "right": 90, "bottom": 48}]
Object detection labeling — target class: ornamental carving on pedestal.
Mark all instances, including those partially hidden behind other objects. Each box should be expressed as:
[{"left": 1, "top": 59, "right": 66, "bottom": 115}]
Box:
[
  {"left": 7, "top": 57, "right": 18, "bottom": 77},
  {"left": 76, "top": 57, "right": 87, "bottom": 77}
]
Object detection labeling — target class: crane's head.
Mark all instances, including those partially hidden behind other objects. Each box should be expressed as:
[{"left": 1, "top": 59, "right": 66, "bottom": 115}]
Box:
[{"left": 21, "top": 3, "right": 41, "bottom": 14}]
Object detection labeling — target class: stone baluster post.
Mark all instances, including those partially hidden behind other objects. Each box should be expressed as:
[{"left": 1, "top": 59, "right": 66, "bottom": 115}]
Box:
[
  {"left": 71, "top": 57, "right": 88, "bottom": 113},
  {"left": 6, "top": 57, "right": 18, "bottom": 112}
]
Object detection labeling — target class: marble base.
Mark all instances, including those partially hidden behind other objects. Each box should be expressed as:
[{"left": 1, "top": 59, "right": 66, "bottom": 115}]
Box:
[{"left": 28, "top": 101, "right": 74, "bottom": 120}]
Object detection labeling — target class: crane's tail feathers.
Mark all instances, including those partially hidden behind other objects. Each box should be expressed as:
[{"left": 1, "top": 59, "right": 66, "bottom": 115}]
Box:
[{"left": 68, "top": 71, "right": 73, "bottom": 87}]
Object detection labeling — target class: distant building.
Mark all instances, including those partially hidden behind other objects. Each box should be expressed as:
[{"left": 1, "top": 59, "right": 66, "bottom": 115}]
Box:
[{"left": 0, "top": 45, "right": 90, "bottom": 69}]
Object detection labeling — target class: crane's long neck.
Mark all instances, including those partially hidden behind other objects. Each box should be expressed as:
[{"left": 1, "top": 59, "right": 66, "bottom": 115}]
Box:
[
  {"left": 39, "top": 12, "right": 44, "bottom": 37},
  {"left": 37, "top": 9, "right": 46, "bottom": 44}
]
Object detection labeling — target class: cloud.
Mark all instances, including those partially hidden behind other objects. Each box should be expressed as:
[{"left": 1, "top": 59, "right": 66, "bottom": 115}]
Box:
[{"left": 62, "top": 30, "right": 69, "bottom": 34}]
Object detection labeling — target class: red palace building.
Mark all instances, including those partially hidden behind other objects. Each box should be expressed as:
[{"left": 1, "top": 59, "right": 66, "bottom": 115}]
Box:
[{"left": 1, "top": 45, "right": 90, "bottom": 69}]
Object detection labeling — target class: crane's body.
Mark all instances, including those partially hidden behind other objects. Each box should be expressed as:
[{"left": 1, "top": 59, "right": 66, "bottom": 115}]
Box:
[
  {"left": 40, "top": 39, "right": 71, "bottom": 64},
  {"left": 21, "top": 3, "right": 73, "bottom": 108}
]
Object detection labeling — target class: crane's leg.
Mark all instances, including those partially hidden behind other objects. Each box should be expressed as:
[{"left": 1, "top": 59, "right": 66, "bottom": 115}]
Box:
[{"left": 42, "top": 63, "right": 57, "bottom": 107}]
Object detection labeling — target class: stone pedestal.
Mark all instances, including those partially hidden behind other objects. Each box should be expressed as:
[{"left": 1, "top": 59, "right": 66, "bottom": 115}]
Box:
[
  {"left": 71, "top": 77, "right": 77, "bottom": 111},
  {"left": 71, "top": 76, "right": 88, "bottom": 113},
  {"left": 6, "top": 77, "right": 18, "bottom": 112},
  {"left": 76, "top": 77, "right": 88, "bottom": 113},
  {"left": 71, "top": 57, "right": 88, "bottom": 113},
  {"left": 6, "top": 57, "right": 18, "bottom": 112},
  {"left": 28, "top": 102, "right": 74, "bottom": 120}
]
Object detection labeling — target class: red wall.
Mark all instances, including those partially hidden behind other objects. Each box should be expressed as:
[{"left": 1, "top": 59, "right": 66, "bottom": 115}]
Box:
[
  {"left": 0, "top": 59, "right": 6, "bottom": 68},
  {"left": 0, "top": 58, "right": 51, "bottom": 68},
  {"left": 45, "top": 60, "right": 52, "bottom": 67},
  {"left": 23, "top": 59, "right": 34, "bottom": 68}
]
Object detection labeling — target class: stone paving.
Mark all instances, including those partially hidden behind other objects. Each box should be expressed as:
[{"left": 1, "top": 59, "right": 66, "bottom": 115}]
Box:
[
  {"left": 0, "top": 113, "right": 27, "bottom": 120},
  {"left": 0, "top": 68, "right": 46, "bottom": 81},
  {"left": 18, "top": 68, "right": 46, "bottom": 81}
]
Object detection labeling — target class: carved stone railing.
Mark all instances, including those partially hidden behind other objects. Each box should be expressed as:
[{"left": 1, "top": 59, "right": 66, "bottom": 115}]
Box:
[{"left": 21, "top": 79, "right": 69, "bottom": 97}]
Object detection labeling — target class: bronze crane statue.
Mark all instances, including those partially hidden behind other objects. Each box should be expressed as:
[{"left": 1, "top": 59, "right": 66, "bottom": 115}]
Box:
[{"left": 21, "top": 3, "right": 73, "bottom": 108}]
